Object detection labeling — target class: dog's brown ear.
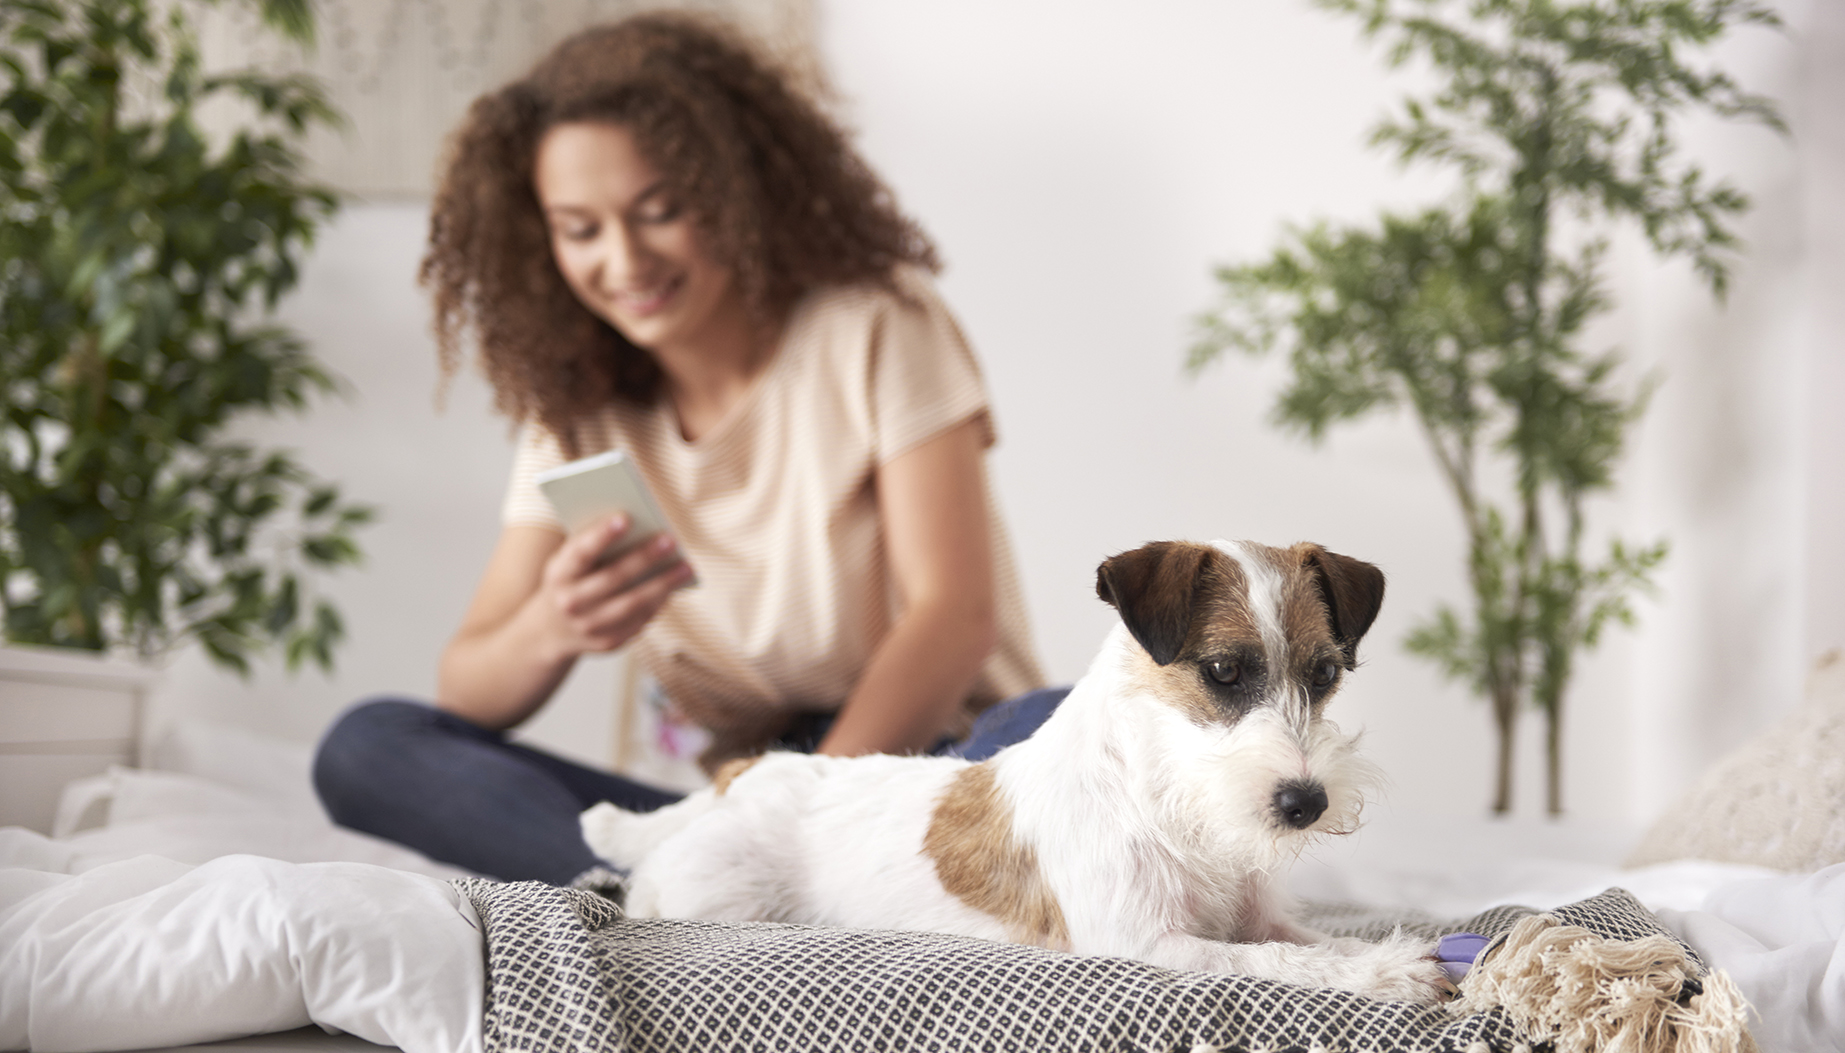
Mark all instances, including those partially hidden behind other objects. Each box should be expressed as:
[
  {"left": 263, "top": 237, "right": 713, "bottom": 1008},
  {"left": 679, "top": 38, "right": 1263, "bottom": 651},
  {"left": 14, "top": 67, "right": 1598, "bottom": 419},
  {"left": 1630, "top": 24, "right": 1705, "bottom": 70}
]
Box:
[
  {"left": 1300, "top": 544, "right": 1385, "bottom": 668},
  {"left": 1095, "top": 541, "right": 1213, "bottom": 666}
]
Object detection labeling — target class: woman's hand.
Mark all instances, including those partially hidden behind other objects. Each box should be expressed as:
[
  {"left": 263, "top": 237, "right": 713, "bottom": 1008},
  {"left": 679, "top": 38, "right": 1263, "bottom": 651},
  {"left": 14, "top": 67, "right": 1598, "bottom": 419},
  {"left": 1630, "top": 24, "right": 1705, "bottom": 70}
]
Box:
[
  {"left": 533, "top": 515, "right": 694, "bottom": 657},
  {"left": 436, "top": 515, "right": 691, "bottom": 730}
]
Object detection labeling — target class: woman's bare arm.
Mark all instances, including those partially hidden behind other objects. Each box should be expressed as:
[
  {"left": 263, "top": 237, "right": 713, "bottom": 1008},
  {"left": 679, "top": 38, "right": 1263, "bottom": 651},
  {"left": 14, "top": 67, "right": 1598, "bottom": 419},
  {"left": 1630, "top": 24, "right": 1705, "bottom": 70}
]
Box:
[
  {"left": 817, "top": 417, "right": 999, "bottom": 756},
  {"left": 437, "top": 517, "right": 692, "bottom": 730}
]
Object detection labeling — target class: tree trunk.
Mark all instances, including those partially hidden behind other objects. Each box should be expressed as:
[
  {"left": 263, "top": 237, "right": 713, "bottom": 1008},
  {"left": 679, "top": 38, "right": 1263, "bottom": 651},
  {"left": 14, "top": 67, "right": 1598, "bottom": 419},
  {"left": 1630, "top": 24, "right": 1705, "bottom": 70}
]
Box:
[
  {"left": 1492, "top": 685, "right": 1517, "bottom": 815},
  {"left": 1546, "top": 701, "right": 1563, "bottom": 816}
]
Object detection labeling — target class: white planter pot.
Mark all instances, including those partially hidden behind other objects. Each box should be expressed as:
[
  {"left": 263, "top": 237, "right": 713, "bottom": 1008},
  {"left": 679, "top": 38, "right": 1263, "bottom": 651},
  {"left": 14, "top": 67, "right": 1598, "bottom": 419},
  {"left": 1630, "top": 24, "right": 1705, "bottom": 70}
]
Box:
[{"left": 0, "top": 644, "right": 159, "bottom": 834}]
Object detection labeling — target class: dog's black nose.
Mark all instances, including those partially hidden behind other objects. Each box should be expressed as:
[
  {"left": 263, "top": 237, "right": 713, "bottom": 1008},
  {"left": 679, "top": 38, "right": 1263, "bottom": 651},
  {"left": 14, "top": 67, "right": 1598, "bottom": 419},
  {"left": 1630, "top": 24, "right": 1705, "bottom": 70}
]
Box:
[{"left": 1272, "top": 781, "right": 1328, "bottom": 829}]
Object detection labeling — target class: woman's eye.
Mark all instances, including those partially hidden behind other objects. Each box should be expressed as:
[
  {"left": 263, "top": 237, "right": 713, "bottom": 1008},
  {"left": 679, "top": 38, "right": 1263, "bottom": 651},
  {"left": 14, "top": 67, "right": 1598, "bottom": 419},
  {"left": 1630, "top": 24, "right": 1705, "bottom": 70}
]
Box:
[
  {"left": 555, "top": 224, "right": 596, "bottom": 241},
  {"left": 636, "top": 200, "right": 681, "bottom": 223},
  {"left": 1311, "top": 661, "right": 1339, "bottom": 688},
  {"left": 1207, "top": 659, "right": 1240, "bottom": 686}
]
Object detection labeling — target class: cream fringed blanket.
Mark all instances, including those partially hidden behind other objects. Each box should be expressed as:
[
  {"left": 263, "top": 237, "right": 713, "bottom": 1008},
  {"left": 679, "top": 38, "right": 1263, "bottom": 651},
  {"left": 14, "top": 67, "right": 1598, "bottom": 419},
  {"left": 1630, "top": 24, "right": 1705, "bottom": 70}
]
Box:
[
  {"left": 455, "top": 881, "right": 1754, "bottom": 1053},
  {"left": 1453, "top": 913, "right": 1755, "bottom": 1053}
]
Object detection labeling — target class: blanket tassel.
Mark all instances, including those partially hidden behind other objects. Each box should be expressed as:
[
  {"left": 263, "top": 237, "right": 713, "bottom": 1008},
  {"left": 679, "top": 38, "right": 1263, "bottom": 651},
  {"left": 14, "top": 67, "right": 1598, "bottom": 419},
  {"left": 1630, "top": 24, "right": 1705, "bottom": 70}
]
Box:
[{"left": 1452, "top": 915, "right": 1757, "bottom": 1053}]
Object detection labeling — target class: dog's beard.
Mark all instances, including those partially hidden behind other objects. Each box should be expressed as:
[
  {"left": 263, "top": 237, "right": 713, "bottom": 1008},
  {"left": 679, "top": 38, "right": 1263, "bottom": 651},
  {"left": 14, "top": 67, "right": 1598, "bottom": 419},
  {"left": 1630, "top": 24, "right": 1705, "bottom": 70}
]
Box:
[{"left": 1159, "top": 702, "right": 1381, "bottom": 873}]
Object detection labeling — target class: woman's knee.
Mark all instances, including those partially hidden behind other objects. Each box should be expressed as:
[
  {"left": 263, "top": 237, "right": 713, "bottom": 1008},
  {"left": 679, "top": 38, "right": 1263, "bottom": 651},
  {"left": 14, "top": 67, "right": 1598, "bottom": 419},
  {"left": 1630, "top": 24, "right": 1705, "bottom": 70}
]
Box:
[
  {"left": 318, "top": 697, "right": 426, "bottom": 764},
  {"left": 948, "top": 685, "right": 1071, "bottom": 761},
  {"left": 312, "top": 697, "right": 445, "bottom": 819}
]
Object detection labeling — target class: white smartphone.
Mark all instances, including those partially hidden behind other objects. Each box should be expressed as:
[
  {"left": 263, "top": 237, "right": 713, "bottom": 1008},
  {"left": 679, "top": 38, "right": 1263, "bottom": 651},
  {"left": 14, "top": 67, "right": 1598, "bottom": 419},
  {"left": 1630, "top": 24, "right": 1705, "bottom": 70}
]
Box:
[{"left": 535, "top": 450, "right": 696, "bottom": 585}]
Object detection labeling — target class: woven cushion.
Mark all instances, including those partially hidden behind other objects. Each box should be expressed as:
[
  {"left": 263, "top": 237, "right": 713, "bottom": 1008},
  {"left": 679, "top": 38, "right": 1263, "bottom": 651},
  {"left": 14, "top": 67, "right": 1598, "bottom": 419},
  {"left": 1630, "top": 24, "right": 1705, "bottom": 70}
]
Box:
[
  {"left": 1626, "top": 651, "right": 1845, "bottom": 872},
  {"left": 456, "top": 879, "right": 1696, "bottom": 1053}
]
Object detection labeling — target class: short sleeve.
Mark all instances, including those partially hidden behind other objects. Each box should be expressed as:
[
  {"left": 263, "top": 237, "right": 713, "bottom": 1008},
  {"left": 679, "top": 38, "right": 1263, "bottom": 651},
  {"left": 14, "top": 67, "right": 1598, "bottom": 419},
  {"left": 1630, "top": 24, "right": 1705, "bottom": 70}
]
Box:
[
  {"left": 869, "top": 274, "right": 996, "bottom": 464},
  {"left": 501, "top": 424, "right": 567, "bottom": 529}
]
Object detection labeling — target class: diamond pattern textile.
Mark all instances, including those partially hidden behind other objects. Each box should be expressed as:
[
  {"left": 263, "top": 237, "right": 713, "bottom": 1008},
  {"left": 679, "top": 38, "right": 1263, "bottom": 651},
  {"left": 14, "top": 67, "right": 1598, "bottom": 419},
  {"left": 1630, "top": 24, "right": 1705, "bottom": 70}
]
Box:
[{"left": 455, "top": 880, "right": 1698, "bottom": 1053}]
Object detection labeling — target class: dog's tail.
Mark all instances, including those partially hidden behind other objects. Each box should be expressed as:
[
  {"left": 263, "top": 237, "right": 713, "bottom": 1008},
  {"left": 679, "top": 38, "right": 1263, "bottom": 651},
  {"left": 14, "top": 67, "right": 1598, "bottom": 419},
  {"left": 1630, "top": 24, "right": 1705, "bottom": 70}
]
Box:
[{"left": 580, "top": 793, "right": 716, "bottom": 869}]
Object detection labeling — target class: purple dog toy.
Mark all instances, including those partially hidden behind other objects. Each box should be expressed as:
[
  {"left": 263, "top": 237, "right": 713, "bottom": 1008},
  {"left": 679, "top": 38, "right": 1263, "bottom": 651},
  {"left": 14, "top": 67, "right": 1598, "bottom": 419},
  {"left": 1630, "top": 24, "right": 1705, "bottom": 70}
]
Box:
[{"left": 1436, "top": 932, "right": 1492, "bottom": 983}]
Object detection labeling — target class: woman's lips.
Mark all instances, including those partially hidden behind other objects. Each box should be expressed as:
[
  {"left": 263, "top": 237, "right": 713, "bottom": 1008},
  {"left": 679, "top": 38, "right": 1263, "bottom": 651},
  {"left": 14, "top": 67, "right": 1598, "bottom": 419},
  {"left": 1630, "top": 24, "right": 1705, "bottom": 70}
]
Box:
[{"left": 609, "top": 275, "right": 682, "bottom": 317}]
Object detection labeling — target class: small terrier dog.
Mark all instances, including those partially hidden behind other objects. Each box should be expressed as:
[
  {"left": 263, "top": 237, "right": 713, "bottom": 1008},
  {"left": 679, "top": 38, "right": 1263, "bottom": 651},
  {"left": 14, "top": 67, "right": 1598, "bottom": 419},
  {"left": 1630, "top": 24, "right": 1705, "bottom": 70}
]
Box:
[{"left": 582, "top": 540, "right": 1448, "bottom": 1002}]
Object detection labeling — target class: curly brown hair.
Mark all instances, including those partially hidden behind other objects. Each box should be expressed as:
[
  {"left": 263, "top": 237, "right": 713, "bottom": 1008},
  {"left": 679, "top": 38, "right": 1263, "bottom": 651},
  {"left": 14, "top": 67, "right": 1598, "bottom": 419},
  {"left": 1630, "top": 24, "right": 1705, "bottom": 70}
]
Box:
[{"left": 422, "top": 12, "right": 940, "bottom": 454}]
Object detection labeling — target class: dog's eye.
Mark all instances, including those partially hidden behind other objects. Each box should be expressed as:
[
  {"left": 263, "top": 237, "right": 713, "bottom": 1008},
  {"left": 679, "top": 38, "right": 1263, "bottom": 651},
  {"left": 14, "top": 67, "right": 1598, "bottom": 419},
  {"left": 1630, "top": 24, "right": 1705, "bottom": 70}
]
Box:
[
  {"left": 1310, "top": 660, "right": 1340, "bottom": 689},
  {"left": 1206, "top": 659, "right": 1241, "bottom": 685}
]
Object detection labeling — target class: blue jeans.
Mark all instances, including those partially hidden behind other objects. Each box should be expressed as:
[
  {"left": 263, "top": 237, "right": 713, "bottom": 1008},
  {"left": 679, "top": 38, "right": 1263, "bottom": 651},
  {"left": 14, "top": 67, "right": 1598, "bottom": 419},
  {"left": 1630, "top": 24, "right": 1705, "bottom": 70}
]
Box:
[{"left": 312, "top": 686, "right": 1069, "bottom": 885}]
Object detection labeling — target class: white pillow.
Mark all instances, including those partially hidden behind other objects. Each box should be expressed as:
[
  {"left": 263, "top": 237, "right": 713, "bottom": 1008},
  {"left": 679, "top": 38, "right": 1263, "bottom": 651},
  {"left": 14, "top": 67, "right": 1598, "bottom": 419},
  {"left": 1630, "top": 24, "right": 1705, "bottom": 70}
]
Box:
[
  {"left": 48, "top": 766, "right": 475, "bottom": 880},
  {"left": 144, "top": 720, "right": 324, "bottom": 815},
  {"left": 1627, "top": 652, "right": 1845, "bottom": 871},
  {"left": 0, "top": 853, "right": 484, "bottom": 1053}
]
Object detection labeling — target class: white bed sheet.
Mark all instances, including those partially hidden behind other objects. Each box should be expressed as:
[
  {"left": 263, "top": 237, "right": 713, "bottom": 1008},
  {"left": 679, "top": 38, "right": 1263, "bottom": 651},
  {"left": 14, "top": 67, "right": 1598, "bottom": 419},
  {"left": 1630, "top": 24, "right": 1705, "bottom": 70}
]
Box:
[
  {"left": 1658, "top": 868, "right": 1845, "bottom": 1053},
  {"left": 1288, "top": 805, "right": 1782, "bottom": 914}
]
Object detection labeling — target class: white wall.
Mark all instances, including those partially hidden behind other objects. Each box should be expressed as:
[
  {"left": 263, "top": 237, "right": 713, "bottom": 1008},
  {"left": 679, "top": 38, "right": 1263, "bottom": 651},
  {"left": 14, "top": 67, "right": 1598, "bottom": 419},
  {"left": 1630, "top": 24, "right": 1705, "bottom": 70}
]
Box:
[
  {"left": 1802, "top": 0, "right": 1845, "bottom": 666},
  {"left": 148, "top": 0, "right": 1840, "bottom": 832}
]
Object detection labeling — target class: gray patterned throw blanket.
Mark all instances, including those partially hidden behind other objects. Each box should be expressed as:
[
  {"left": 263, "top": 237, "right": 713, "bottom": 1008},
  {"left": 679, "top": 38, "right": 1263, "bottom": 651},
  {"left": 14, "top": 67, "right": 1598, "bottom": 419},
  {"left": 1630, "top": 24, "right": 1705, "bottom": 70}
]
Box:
[{"left": 454, "top": 880, "right": 1748, "bottom": 1053}]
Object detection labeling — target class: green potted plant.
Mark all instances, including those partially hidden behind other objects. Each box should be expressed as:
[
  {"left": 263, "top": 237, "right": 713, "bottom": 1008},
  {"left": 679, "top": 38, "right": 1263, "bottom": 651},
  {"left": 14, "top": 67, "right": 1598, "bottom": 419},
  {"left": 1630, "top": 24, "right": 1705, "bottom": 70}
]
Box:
[
  {"left": 0, "top": 0, "right": 370, "bottom": 675},
  {"left": 1191, "top": 0, "right": 1783, "bottom": 814}
]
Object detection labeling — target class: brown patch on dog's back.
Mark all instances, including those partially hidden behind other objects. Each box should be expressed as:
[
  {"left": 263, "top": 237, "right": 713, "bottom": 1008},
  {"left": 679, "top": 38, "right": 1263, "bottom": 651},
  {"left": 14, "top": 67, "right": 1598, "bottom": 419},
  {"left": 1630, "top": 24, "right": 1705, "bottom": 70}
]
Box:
[
  {"left": 923, "top": 764, "right": 1069, "bottom": 948},
  {"left": 711, "top": 756, "right": 761, "bottom": 796}
]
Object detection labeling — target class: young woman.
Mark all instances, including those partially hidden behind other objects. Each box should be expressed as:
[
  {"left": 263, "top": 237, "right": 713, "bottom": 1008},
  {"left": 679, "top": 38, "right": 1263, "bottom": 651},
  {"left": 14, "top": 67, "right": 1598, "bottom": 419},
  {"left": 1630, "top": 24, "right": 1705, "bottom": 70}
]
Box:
[{"left": 312, "top": 12, "right": 1065, "bottom": 887}]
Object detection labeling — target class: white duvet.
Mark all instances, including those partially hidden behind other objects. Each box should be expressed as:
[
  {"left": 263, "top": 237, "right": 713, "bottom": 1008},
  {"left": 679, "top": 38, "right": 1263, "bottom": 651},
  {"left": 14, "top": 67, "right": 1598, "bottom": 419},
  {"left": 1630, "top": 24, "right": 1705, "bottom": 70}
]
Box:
[
  {"left": 0, "top": 721, "right": 1841, "bottom": 1053},
  {"left": 0, "top": 723, "right": 484, "bottom": 1053},
  {"left": 1660, "top": 868, "right": 1845, "bottom": 1053},
  {"left": 0, "top": 849, "right": 483, "bottom": 1053}
]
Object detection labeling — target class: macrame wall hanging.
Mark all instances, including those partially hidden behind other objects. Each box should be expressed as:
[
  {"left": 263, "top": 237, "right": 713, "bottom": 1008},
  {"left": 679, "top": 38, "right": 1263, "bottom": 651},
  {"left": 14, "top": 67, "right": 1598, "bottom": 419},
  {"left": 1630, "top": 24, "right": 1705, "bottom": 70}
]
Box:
[{"left": 194, "top": 0, "right": 818, "bottom": 197}]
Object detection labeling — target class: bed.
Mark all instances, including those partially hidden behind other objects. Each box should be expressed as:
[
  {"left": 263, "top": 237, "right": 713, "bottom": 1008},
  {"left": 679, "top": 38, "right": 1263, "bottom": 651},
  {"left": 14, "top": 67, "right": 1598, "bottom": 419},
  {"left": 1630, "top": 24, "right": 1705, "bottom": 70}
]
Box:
[{"left": 3, "top": 702, "right": 1842, "bottom": 1053}]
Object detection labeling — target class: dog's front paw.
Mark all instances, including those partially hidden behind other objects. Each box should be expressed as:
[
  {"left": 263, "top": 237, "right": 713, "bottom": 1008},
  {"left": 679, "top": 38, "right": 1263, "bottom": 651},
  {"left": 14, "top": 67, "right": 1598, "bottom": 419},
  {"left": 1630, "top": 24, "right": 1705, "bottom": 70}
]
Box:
[
  {"left": 580, "top": 801, "right": 624, "bottom": 859},
  {"left": 1333, "top": 934, "right": 1454, "bottom": 1005}
]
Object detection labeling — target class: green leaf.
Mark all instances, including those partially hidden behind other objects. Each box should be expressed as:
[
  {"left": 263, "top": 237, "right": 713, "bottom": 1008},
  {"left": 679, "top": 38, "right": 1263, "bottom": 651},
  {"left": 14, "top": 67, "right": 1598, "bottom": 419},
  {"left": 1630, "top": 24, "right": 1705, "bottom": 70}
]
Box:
[
  {"left": 196, "top": 622, "right": 253, "bottom": 678},
  {"left": 303, "top": 486, "right": 337, "bottom": 516},
  {"left": 1, "top": 87, "right": 49, "bottom": 130},
  {"left": 97, "top": 310, "right": 135, "bottom": 354},
  {"left": 265, "top": 573, "right": 298, "bottom": 636},
  {"left": 301, "top": 534, "right": 359, "bottom": 567}
]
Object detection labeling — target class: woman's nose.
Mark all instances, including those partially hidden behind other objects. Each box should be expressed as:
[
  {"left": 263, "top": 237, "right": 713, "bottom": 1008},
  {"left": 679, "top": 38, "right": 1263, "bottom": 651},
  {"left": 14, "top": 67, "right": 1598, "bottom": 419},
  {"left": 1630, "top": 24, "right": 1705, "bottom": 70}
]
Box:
[{"left": 597, "top": 223, "right": 653, "bottom": 285}]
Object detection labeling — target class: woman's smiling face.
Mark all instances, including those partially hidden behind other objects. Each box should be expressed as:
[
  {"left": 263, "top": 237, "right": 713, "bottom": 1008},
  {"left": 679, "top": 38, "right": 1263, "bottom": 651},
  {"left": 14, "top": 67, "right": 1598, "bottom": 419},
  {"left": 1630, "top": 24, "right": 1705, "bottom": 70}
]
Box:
[{"left": 533, "top": 121, "right": 740, "bottom": 355}]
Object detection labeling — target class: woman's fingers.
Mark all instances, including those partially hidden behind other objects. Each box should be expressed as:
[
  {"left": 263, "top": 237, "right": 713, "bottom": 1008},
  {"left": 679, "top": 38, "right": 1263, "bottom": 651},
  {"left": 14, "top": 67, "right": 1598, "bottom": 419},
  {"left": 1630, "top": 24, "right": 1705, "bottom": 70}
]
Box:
[
  {"left": 554, "top": 513, "right": 633, "bottom": 581},
  {"left": 560, "top": 531, "right": 681, "bottom": 612},
  {"left": 542, "top": 521, "right": 691, "bottom": 652},
  {"left": 577, "top": 558, "right": 694, "bottom": 651}
]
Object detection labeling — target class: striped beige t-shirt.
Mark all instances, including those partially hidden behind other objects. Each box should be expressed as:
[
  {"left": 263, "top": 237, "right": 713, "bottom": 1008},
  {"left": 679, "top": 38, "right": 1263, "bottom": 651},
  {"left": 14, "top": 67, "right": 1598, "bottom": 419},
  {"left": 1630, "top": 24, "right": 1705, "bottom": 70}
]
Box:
[{"left": 502, "top": 271, "right": 1045, "bottom": 765}]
